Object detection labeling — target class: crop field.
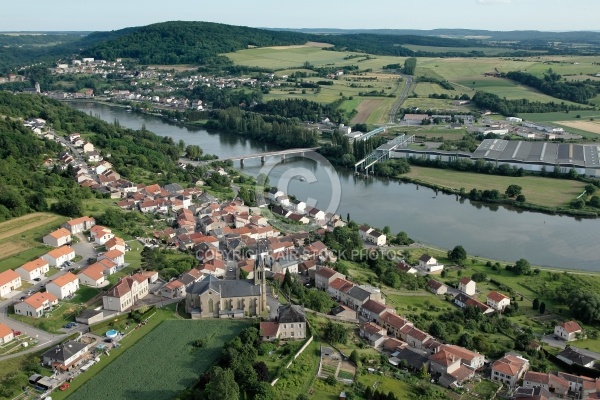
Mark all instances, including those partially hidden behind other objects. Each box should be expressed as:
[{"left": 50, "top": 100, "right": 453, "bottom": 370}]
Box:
[
  {"left": 68, "top": 319, "right": 249, "bottom": 400},
  {"left": 351, "top": 99, "right": 383, "bottom": 124},
  {"left": 0, "top": 213, "right": 68, "bottom": 273},
  {"left": 519, "top": 110, "right": 600, "bottom": 123},
  {"left": 555, "top": 120, "right": 600, "bottom": 135},
  {"left": 402, "top": 97, "right": 468, "bottom": 111},
  {"left": 404, "top": 166, "right": 586, "bottom": 207}
]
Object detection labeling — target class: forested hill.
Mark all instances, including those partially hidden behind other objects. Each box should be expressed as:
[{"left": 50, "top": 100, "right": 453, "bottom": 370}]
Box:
[{"left": 81, "top": 21, "right": 308, "bottom": 65}]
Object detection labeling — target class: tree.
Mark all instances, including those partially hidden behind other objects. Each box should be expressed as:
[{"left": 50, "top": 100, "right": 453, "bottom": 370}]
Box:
[
  {"left": 589, "top": 195, "right": 600, "bottom": 208},
  {"left": 253, "top": 361, "right": 270, "bottom": 382},
  {"left": 569, "top": 292, "right": 600, "bottom": 323},
  {"left": 448, "top": 245, "right": 467, "bottom": 264},
  {"left": 471, "top": 272, "right": 487, "bottom": 282},
  {"left": 458, "top": 332, "right": 474, "bottom": 349},
  {"left": 570, "top": 198, "right": 585, "bottom": 209},
  {"left": 428, "top": 321, "right": 446, "bottom": 340},
  {"left": 513, "top": 258, "right": 532, "bottom": 275},
  {"left": 532, "top": 298, "right": 540, "bottom": 310},
  {"left": 505, "top": 184, "right": 522, "bottom": 197},
  {"left": 350, "top": 349, "right": 360, "bottom": 366},
  {"left": 205, "top": 367, "right": 239, "bottom": 400},
  {"left": 516, "top": 194, "right": 526, "bottom": 203},
  {"left": 539, "top": 302, "right": 546, "bottom": 315},
  {"left": 185, "top": 144, "right": 203, "bottom": 160},
  {"left": 585, "top": 184, "right": 597, "bottom": 195},
  {"left": 404, "top": 57, "right": 417, "bottom": 75},
  {"left": 323, "top": 321, "right": 348, "bottom": 344}
]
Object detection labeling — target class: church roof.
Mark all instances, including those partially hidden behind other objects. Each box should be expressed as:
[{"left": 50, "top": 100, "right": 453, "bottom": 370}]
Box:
[{"left": 186, "top": 275, "right": 262, "bottom": 298}]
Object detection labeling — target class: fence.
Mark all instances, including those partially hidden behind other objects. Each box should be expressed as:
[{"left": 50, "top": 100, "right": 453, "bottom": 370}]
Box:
[{"left": 271, "top": 335, "right": 314, "bottom": 386}]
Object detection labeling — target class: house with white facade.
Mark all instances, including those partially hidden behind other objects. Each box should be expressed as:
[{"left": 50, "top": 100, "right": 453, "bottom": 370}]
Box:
[
  {"left": 46, "top": 272, "right": 79, "bottom": 300},
  {"left": 42, "top": 340, "right": 89, "bottom": 371},
  {"left": 0, "top": 270, "right": 21, "bottom": 297},
  {"left": 78, "top": 263, "right": 106, "bottom": 287},
  {"left": 14, "top": 292, "right": 58, "bottom": 318},
  {"left": 418, "top": 254, "right": 444, "bottom": 273},
  {"left": 63, "top": 216, "right": 95, "bottom": 234},
  {"left": 41, "top": 245, "right": 76, "bottom": 267},
  {"left": 0, "top": 323, "right": 14, "bottom": 344},
  {"left": 554, "top": 321, "right": 583, "bottom": 341},
  {"left": 99, "top": 249, "right": 125, "bottom": 267},
  {"left": 491, "top": 353, "right": 529, "bottom": 388},
  {"left": 458, "top": 277, "right": 476, "bottom": 296},
  {"left": 42, "top": 228, "right": 72, "bottom": 248},
  {"left": 486, "top": 291, "right": 511, "bottom": 311},
  {"left": 102, "top": 273, "right": 149, "bottom": 312},
  {"left": 15, "top": 258, "right": 49, "bottom": 281},
  {"left": 90, "top": 225, "right": 114, "bottom": 246}
]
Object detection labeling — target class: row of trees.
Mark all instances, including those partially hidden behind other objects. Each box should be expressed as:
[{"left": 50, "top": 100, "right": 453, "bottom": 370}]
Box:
[
  {"left": 471, "top": 91, "right": 590, "bottom": 115},
  {"left": 504, "top": 70, "right": 600, "bottom": 104}
]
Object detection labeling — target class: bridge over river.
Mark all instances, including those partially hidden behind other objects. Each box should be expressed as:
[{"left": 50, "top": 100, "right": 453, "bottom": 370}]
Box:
[{"left": 179, "top": 147, "right": 320, "bottom": 167}]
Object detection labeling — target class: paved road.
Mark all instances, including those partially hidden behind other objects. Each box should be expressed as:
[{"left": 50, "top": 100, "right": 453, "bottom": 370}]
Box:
[{"left": 389, "top": 73, "right": 413, "bottom": 123}]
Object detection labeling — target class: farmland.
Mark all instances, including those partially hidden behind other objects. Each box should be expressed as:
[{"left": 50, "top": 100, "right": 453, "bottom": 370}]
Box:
[
  {"left": 67, "top": 319, "right": 250, "bottom": 400},
  {"left": 0, "top": 212, "right": 68, "bottom": 273}
]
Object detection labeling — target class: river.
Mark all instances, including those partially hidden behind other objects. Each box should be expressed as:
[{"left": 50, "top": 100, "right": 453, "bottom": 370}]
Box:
[{"left": 70, "top": 102, "right": 600, "bottom": 270}]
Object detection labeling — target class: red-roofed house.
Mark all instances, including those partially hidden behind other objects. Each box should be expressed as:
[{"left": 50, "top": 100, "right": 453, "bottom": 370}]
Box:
[
  {"left": 90, "top": 225, "right": 114, "bottom": 246},
  {"left": 105, "top": 237, "right": 126, "bottom": 253},
  {"left": 46, "top": 272, "right": 79, "bottom": 300},
  {"left": 0, "top": 323, "right": 14, "bottom": 344},
  {"left": 487, "top": 291, "right": 511, "bottom": 311},
  {"left": 379, "top": 312, "right": 412, "bottom": 338},
  {"left": 0, "top": 270, "right": 21, "bottom": 297},
  {"left": 554, "top": 321, "right": 583, "bottom": 341},
  {"left": 315, "top": 267, "right": 345, "bottom": 290},
  {"left": 458, "top": 277, "right": 476, "bottom": 296},
  {"left": 41, "top": 245, "right": 75, "bottom": 267},
  {"left": 260, "top": 322, "right": 280, "bottom": 342},
  {"left": 63, "top": 216, "right": 95, "bottom": 234},
  {"left": 15, "top": 258, "right": 49, "bottom": 281},
  {"left": 491, "top": 353, "right": 529, "bottom": 387},
  {"left": 99, "top": 249, "right": 125, "bottom": 267},
  {"left": 427, "top": 279, "right": 448, "bottom": 295},
  {"left": 159, "top": 280, "right": 186, "bottom": 299},
  {"left": 327, "top": 277, "right": 353, "bottom": 300},
  {"left": 406, "top": 327, "right": 432, "bottom": 350},
  {"left": 78, "top": 263, "right": 106, "bottom": 287},
  {"left": 14, "top": 292, "right": 58, "bottom": 318},
  {"left": 43, "top": 228, "right": 72, "bottom": 248},
  {"left": 360, "top": 299, "right": 393, "bottom": 322},
  {"left": 198, "top": 259, "right": 226, "bottom": 278},
  {"left": 360, "top": 322, "right": 387, "bottom": 348},
  {"left": 102, "top": 273, "right": 149, "bottom": 312}
]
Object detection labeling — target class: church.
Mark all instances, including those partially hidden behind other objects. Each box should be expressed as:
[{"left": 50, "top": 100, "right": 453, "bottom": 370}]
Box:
[{"left": 185, "top": 258, "right": 267, "bottom": 318}]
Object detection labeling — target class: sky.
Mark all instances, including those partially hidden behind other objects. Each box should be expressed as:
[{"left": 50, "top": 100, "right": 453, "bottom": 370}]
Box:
[{"left": 2, "top": 0, "right": 599, "bottom": 32}]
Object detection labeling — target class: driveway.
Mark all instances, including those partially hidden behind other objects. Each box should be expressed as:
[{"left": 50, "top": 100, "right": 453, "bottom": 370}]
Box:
[
  {"left": 266, "top": 290, "right": 281, "bottom": 320},
  {"left": 71, "top": 233, "right": 98, "bottom": 266},
  {"left": 541, "top": 334, "right": 566, "bottom": 349}
]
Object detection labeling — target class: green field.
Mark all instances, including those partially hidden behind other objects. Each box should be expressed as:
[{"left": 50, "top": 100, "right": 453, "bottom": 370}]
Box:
[
  {"left": 404, "top": 166, "right": 586, "bottom": 207},
  {"left": 402, "top": 97, "right": 467, "bottom": 111},
  {"left": 412, "top": 82, "right": 458, "bottom": 97},
  {"left": 68, "top": 319, "right": 250, "bottom": 400},
  {"left": 403, "top": 44, "right": 525, "bottom": 56},
  {"left": 519, "top": 110, "right": 600, "bottom": 123}
]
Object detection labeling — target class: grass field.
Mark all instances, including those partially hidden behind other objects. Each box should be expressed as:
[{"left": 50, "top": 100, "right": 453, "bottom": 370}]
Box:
[
  {"left": 412, "top": 82, "right": 459, "bottom": 97},
  {"left": 68, "top": 319, "right": 250, "bottom": 400},
  {"left": 555, "top": 120, "right": 600, "bottom": 135},
  {"left": 402, "top": 97, "right": 468, "bottom": 111},
  {"left": 404, "top": 166, "right": 586, "bottom": 207},
  {"left": 351, "top": 99, "right": 383, "bottom": 124},
  {"left": 0, "top": 213, "right": 68, "bottom": 273},
  {"left": 519, "top": 110, "right": 600, "bottom": 123},
  {"left": 403, "top": 44, "right": 526, "bottom": 56}
]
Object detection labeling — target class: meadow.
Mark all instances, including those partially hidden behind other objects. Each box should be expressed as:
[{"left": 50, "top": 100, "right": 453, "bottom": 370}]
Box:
[
  {"left": 404, "top": 166, "right": 586, "bottom": 207},
  {"left": 67, "top": 319, "right": 250, "bottom": 400}
]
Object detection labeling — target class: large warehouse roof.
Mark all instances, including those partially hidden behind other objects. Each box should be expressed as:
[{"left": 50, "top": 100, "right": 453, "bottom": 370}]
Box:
[{"left": 472, "top": 139, "right": 600, "bottom": 168}]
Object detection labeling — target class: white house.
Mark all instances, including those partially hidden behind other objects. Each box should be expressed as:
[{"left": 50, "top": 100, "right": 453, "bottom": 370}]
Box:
[
  {"left": 90, "top": 225, "right": 114, "bottom": 246},
  {"left": 276, "top": 195, "right": 290, "bottom": 206},
  {"left": 42, "top": 228, "right": 72, "bottom": 248},
  {"left": 99, "top": 249, "right": 125, "bottom": 267},
  {"left": 14, "top": 292, "right": 58, "bottom": 318},
  {"left": 63, "top": 216, "right": 95, "bottom": 234},
  {"left": 102, "top": 273, "right": 149, "bottom": 312},
  {"left": 486, "top": 291, "right": 511, "bottom": 311},
  {"left": 15, "top": 258, "right": 49, "bottom": 281},
  {"left": 554, "top": 321, "right": 583, "bottom": 341},
  {"left": 368, "top": 230, "right": 387, "bottom": 246},
  {"left": 291, "top": 199, "right": 306, "bottom": 213},
  {"left": 78, "top": 263, "right": 106, "bottom": 287},
  {"left": 491, "top": 354, "right": 530, "bottom": 388},
  {"left": 0, "top": 323, "right": 14, "bottom": 344},
  {"left": 0, "top": 270, "right": 22, "bottom": 297},
  {"left": 458, "top": 277, "right": 476, "bottom": 296},
  {"left": 41, "top": 245, "right": 76, "bottom": 267},
  {"left": 418, "top": 254, "right": 444, "bottom": 273},
  {"left": 268, "top": 188, "right": 284, "bottom": 202},
  {"left": 46, "top": 272, "right": 79, "bottom": 300},
  {"left": 105, "top": 237, "right": 126, "bottom": 253}
]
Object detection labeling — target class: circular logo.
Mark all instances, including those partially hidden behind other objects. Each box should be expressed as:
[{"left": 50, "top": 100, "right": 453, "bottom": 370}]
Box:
[{"left": 254, "top": 150, "right": 342, "bottom": 229}]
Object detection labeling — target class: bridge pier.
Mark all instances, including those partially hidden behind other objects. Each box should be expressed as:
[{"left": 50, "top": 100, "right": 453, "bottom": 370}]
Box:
[
  {"left": 240, "top": 159, "right": 244, "bottom": 167},
  {"left": 261, "top": 156, "right": 265, "bottom": 164},
  {"left": 281, "top": 154, "right": 286, "bottom": 161}
]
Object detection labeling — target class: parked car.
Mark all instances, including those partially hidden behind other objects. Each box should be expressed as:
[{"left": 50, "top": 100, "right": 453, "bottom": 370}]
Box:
[
  {"left": 33, "top": 277, "right": 41, "bottom": 282},
  {"left": 59, "top": 383, "right": 70, "bottom": 391}
]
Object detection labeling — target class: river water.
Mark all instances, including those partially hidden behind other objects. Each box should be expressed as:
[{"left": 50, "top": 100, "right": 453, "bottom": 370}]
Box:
[{"left": 70, "top": 102, "right": 600, "bottom": 270}]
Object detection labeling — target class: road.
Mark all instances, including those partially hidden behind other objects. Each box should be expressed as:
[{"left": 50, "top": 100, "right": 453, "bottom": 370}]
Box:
[{"left": 388, "top": 73, "right": 413, "bottom": 123}]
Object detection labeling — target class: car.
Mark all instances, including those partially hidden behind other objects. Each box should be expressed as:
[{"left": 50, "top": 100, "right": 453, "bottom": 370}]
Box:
[
  {"left": 59, "top": 383, "right": 70, "bottom": 391},
  {"left": 26, "top": 290, "right": 33, "bottom": 296},
  {"left": 63, "top": 323, "right": 74, "bottom": 329},
  {"left": 33, "top": 277, "right": 41, "bottom": 282},
  {"left": 67, "top": 268, "right": 75, "bottom": 272},
  {"left": 19, "top": 296, "right": 26, "bottom": 300},
  {"left": 228, "top": 268, "right": 234, "bottom": 272},
  {"left": 104, "top": 338, "right": 113, "bottom": 343}
]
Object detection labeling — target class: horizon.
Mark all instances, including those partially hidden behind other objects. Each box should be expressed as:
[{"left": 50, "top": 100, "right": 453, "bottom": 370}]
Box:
[{"left": 1, "top": 0, "right": 599, "bottom": 32}]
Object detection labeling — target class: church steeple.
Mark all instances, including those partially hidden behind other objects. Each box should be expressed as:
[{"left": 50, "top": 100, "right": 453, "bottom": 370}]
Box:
[{"left": 254, "top": 241, "right": 267, "bottom": 312}]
